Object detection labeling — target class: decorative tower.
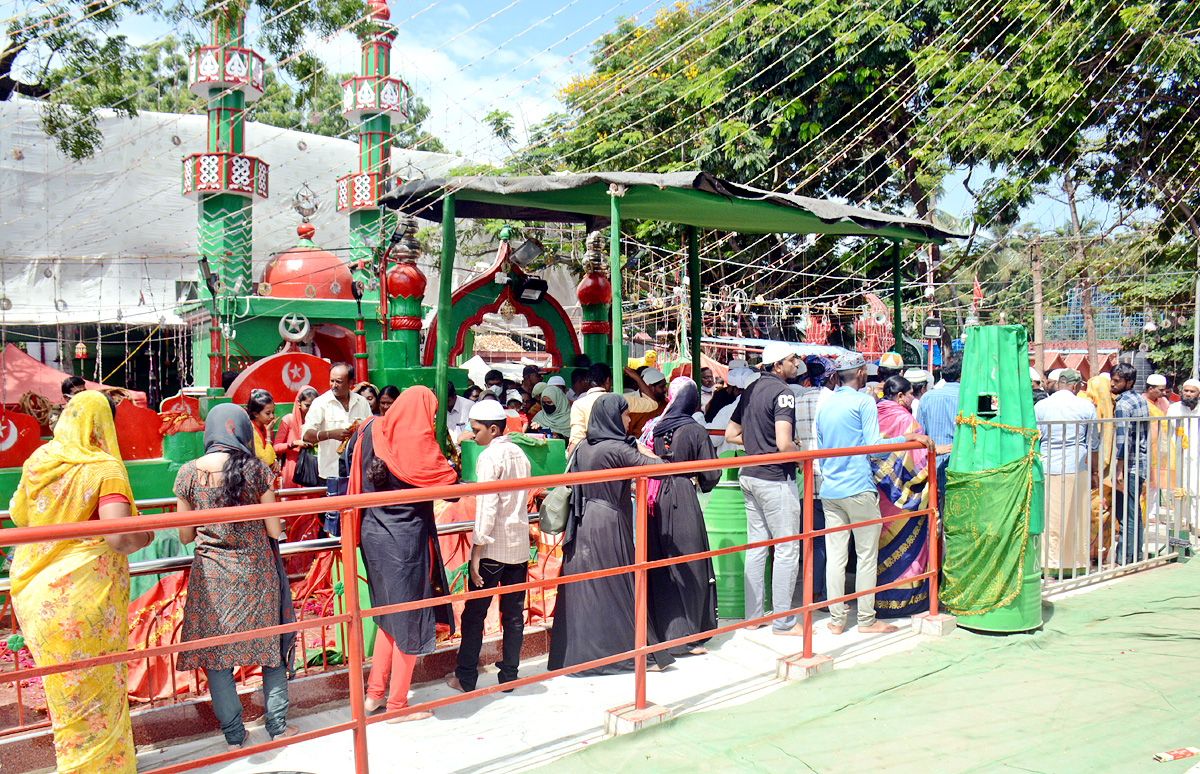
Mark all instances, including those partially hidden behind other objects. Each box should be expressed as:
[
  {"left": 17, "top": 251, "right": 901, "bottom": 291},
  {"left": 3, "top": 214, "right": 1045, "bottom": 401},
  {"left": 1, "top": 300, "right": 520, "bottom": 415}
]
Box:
[
  {"left": 383, "top": 216, "right": 426, "bottom": 361},
  {"left": 337, "top": 0, "right": 409, "bottom": 271},
  {"left": 577, "top": 231, "right": 613, "bottom": 366},
  {"left": 182, "top": 11, "right": 269, "bottom": 392}
]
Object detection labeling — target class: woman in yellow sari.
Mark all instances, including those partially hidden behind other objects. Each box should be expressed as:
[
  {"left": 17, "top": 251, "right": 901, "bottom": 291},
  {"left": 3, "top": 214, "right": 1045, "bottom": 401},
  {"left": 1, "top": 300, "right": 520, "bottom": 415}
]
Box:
[{"left": 8, "top": 391, "right": 153, "bottom": 774}]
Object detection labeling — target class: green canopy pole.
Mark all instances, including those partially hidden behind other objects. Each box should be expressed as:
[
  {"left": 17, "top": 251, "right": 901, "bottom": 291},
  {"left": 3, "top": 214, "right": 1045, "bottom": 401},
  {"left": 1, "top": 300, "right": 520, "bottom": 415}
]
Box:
[
  {"left": 434, "top": 192, "right": 455, "bottom": 444},
  {"left": 688, "top": 226, "right": 702, "bottom": 386},
  {"left": 609, "top": 187, "right": 625, "bottom": 379},
  {"left": 892, "top": 241, "right": 903, "bottom": 354}
]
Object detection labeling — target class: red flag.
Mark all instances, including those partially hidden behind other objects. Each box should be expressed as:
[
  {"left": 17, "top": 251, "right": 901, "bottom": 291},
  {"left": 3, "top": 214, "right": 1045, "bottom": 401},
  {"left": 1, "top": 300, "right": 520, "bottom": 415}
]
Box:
[{"left": 972, "top": 276, "right": 983, "bottom": 306}]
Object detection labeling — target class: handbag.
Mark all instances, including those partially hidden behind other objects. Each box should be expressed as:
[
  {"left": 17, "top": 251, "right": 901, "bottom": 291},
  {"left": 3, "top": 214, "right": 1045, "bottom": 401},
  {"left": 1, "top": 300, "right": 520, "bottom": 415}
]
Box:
[
  {"left": 539, "top": 446, "right": 578, "bottom": 535},
  {"left": 292, "top": 448, "right": 321, "bottom": 488}
]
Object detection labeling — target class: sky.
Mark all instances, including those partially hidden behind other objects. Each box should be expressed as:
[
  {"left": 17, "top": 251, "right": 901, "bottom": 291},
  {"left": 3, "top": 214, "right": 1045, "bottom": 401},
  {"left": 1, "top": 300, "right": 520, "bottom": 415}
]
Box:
[
  {"left": 110, "top": 0, "right": 683, "bottom": 165},
  {"left": 5, "top": 0, "right": 1129, "bottom": 235}
]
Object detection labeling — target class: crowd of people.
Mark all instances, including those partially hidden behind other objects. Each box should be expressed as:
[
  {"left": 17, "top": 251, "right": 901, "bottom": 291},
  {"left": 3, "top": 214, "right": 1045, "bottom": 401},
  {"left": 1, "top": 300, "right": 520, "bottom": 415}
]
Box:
[
  {"left": 1032, "top": 363, "right": 1198, "bottom": 575},
  {"left": 12, "top": 347, "right": 1058, "bottom": 767}
]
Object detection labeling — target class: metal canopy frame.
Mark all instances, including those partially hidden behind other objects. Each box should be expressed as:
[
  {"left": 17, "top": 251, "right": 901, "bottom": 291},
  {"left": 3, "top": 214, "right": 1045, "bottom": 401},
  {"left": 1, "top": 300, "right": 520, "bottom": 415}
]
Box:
[{"left": 379, "top": 171, "right": 964, "bottom": 440}]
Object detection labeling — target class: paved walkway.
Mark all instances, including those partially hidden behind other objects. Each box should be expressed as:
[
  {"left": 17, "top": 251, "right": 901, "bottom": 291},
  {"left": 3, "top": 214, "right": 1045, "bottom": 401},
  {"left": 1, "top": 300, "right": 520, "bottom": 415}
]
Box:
[{"left": 135, "top": 604, "right": 933, "bottom": 773}]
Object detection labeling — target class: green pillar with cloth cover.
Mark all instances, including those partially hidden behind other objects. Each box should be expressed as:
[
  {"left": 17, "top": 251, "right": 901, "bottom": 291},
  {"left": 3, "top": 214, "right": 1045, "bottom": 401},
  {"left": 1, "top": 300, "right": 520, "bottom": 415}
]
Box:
[{"left": 941, "top": 324, "right": 1045, "bottom": 632}]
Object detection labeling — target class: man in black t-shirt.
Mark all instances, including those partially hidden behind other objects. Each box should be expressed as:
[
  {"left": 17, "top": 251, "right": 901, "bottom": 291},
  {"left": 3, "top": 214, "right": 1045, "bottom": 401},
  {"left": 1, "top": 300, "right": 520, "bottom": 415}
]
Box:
[{"left": 726, "top": 342, "right": 805, "bottom": 636}]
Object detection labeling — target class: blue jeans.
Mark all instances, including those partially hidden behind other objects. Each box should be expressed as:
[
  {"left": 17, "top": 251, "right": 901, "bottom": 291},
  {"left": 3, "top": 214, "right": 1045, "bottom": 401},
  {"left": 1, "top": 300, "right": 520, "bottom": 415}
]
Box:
[
  {"left": 1114, "top": 482, "right": 1143, "bottom": 565},
  {"left": 207, "top": 664, "right": 290, "bottom": 746}
]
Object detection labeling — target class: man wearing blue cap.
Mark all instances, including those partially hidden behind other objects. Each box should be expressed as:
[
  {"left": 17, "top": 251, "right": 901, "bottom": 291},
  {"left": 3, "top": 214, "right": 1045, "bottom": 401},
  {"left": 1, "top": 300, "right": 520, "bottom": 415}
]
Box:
[{"left": 817, "top": 352, "right": 930, "bottom": 635}]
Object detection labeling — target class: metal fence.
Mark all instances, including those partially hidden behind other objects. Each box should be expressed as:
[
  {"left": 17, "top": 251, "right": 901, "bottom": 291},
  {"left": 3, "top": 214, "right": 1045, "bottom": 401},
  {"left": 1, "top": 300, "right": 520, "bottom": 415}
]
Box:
[
  {"left": 0, "top": 443, "right": 936, "bottom": 774},
  {"left": 1036, "top": 415, "right": 1193, "bottom": 592}
]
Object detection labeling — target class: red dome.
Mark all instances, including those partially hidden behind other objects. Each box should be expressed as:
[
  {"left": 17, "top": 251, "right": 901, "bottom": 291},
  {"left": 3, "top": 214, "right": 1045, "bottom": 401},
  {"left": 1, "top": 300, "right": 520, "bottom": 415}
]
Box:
[
  {"left": 261, "top": 225, "right": 354, "bottom": 300},
  {"left": 386, "top": 262, "right": 426, "bottom": 299},
  {"left": 576, "top": 272, "right": 612, "bottom": 305}
]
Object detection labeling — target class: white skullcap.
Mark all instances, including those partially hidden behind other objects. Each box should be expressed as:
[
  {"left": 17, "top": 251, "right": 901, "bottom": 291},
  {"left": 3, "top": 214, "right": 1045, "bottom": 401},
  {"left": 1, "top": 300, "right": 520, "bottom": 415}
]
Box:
[
  {"left": 547, "top": 375, "right": 566, "bottom": 387},
  {"left": 728, "top": 358, "right": 749, "bottom": 369},
  {"left": 1099, "top": 372, "right": 1111, "bottom": 380},
  {"left": 904, "top": 368, "right": 930, "bottom": 384},
  {"left": 1147, "top": 374, "right": 1167, "bottom": 387},
  {"left": 1048, "top": 368, "right": 1063, "bottom": 381},
  {"left": 726, "top": 367, "right": 755, "bottom": 389},
  {"left": 641, "top": 367, "right": 667, "bottom": 385},
  {"left": 505, "top": 389, "right": 522, "bottom": 403},
  {"left": 1029, "top": 367, "right": 1042, "bottom": 381},
  {"left": 468, "top": 400, "right": 508, "bottom": 422},
  {"left": 1184, "top": 379, "right": 1200, "bottom": 390}
]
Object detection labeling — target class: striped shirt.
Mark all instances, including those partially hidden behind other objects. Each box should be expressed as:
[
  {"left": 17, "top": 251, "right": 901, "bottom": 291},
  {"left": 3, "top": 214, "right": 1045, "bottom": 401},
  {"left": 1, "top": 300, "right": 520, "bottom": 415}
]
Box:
[
  {"left": 914, "top": 382, "right": 960, "bottom": 448},
  {"left": 1113, "top": 389, "right": 1150, "bottom": 481}
]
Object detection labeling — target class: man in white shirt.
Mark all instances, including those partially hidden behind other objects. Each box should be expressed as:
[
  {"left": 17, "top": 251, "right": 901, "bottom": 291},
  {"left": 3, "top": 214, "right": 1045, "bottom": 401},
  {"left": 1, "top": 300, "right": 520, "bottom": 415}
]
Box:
[
  {"left": 1167, "top": 379, "right": 1200, "bottom": 530},
  {"left": 1034, "top": 369, "right": 1099, "bottom": 576},
  {"left": 449, "top": 400, "right": 532, "bottom": 694},
  {"left": 709, "top": 367, "right": 758, "bottom": 456},
  {"left": 700, "top": 367, "right": 715, "bottom": 411},
  {"left": 569, "top": 362, "right": 612, "bottom": 451},
  {"left": 446, "top": 382, "right": 475, "bottom": 445},
  {"left": 302, "top": 363, "right": 373, "bottom": 480}
]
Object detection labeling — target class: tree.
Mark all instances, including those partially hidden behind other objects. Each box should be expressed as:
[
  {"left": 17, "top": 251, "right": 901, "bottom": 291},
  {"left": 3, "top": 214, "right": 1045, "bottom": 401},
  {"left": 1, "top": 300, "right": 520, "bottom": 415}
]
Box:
[{"left": 3, "top": 0, "right": 371, "bottom": 159}]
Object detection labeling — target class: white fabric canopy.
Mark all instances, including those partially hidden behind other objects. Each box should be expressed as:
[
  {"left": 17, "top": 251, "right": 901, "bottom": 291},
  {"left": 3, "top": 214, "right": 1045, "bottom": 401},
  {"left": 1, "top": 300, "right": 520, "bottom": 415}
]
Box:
[{"left": 0, "top": 98, "right": 472, "bottom": 325}]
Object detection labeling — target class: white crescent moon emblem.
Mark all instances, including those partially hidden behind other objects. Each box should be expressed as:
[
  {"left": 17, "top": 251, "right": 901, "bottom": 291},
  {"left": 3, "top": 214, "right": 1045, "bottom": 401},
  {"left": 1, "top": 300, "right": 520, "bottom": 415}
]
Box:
[
  {"left": 0, "top": 419, "right": 18, "bottom": 452},
  {"left": 281, "top": 362, "right": 312, "bottom": 392}
]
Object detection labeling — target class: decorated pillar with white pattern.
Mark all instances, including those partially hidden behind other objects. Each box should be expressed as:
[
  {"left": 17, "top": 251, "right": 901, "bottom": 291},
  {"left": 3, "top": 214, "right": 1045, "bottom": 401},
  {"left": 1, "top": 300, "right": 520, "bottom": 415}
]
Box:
[
  {"left": 337, "top": 0, "right": 411, "bottom": 295},
  {"left": 182, "top": 14, "right": 268, "bottom": 302}
]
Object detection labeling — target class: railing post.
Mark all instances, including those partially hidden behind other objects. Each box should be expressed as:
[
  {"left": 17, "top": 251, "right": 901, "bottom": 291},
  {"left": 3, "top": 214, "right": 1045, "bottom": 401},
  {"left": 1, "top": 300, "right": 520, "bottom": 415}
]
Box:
[
  {"left": 340, "top": 507, "right": 370, "bottom": 774},
  {"left": 801, "top": 459, "right": 815, "bottom": 660},
  {"left": 633, "top": 475, "right": 648, "bottom": 710},
  {"left": 928, "top": 450, "right": 940, "bottom": 616}
]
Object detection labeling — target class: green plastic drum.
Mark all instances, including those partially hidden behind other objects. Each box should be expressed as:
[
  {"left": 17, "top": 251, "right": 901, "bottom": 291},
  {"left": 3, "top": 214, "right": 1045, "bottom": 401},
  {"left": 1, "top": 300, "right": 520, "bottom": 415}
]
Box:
[
  {"left": 703, "top": 452, "right": 747, "bottom": 619},
  {"left": 960, "top": 534, "right": 1043, "bottom": 633}
]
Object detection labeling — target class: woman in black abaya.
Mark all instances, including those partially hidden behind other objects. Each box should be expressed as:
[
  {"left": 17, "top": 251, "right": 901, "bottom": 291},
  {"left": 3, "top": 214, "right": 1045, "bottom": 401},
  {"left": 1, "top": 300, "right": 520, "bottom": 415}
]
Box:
[
  {"left": 647, "top": 378, "right": 720, "bottom": 656},
  {"left": 548, "top": 394, "right": 675, "bottom": 675}
]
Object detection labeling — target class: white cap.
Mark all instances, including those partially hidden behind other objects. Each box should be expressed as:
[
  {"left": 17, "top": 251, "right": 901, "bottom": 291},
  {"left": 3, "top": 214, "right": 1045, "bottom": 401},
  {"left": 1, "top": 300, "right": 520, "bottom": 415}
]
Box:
[
  {"left": 904, "top": 368, "right": 930, "bottom": 384},
  {"left": 641, "top": 367, "right": 667, "bottom": 385},
  {"left": 1029, "top": 367, "right": 1042, "bottom": 382},
  {"left": 726, "top": 367, "right": 755, "bottom": 389},
  {"left": 1147, "top": 374, "right": 1167, "bottom": 387},
  {"left": 547, "top": 375, "right": 566, "bottom": 387},
  {"left": 880, "top": 352, "right": 904, "bottom": 369},
  {"left": 1048, "top": 368, "right": 1063, "bottom": 382},
  {"left": 1184, "top": 379, "right": 1200, "bottom": 390},
  {"left": 728, "top": 358, "right": 749, "bottom": 369},
  {"left": 1099, "top": 372, "right": 1111, "bottom": 380},
  {"left": 760, "top": 342, "right": 800, "bottom": 367},
  {"left": 468, "top": 400, "right": 508, "bottom": 422},
  {"left": 505, "top": 389, "right": 522, "bottom": 403}
]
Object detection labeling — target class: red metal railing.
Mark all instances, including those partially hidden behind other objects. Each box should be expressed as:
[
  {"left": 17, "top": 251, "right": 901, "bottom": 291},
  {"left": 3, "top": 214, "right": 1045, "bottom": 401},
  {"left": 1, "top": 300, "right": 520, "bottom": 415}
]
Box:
[{"left": 0, "top": 442, "right": 937, "bottom": 773}]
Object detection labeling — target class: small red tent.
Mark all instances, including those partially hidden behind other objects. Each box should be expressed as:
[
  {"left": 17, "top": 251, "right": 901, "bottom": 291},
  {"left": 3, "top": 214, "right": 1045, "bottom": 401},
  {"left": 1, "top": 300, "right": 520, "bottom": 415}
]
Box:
[{"left": 0, "top": 343, "right": 147, "bottom": 406}]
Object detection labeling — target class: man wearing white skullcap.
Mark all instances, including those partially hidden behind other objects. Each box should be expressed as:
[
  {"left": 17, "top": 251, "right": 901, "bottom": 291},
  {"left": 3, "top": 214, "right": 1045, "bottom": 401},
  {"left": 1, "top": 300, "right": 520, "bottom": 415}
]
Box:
[
  {"left": 904, "top": 368, "right": 930, "bottom": 414},
  {"left": 1167, "top": 378, "right": 1200, "bottom": 523},
  {"left": 707, "top": 368, "right": 757, "bottom": 456},
  {"left": 450, "top": 398, "right": 532, "bottom": 695},
  {"left": 1030, "top": 367, "right": 1049, "bottom": 404},
  {"left": 1144, "top": 374, "right": 1170, "bottom": 414}
]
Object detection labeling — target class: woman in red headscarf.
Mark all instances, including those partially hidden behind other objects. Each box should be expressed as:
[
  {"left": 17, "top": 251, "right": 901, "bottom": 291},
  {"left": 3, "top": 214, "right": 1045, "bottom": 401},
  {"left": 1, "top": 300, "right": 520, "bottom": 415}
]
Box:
[{"left": 346, "top": 385, "right": 458, "bottom": 722}]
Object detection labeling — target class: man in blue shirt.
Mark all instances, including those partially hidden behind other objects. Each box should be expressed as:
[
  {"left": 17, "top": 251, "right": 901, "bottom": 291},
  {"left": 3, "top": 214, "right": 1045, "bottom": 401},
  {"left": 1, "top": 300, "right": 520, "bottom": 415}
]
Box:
[
  {"left": 817, "top": 352, "right": 930, "bottom": 635},
  {"left": 915, "top": 354, "right": 962, "bottom": 515}
]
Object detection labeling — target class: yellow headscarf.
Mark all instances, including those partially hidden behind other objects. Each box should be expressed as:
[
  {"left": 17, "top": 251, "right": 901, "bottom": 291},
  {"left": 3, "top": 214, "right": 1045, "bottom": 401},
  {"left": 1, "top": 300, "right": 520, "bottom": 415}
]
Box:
[
  {"left": 8, "top": 391, "right": 135, "bottom": 594},
  {"left": 1084, "top": 376, "right": 1116, "bottom": 470}
]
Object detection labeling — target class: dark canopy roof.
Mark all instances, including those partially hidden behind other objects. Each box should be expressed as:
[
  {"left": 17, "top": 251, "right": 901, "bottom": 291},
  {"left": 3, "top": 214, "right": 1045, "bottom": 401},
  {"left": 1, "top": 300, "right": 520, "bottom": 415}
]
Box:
[{"left": 380, "top": 171, "right": 963, "bottom": 244}]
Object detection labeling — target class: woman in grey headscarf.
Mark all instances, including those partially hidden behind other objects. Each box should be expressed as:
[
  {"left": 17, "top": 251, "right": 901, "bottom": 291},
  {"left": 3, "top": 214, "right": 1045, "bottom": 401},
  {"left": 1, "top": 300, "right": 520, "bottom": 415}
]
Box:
[
  {"left": 548, "top": 394, "right": 675, "bottom": 675},
  {"left": 174, "top": 404, "right": 297, "bottom": 750}
]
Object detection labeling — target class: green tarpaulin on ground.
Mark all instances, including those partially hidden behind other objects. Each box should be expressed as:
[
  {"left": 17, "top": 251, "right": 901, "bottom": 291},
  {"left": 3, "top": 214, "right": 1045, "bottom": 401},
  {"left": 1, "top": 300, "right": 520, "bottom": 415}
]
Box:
[{"left": 532, "top": 560, "right": 1197, "bottom": 774}]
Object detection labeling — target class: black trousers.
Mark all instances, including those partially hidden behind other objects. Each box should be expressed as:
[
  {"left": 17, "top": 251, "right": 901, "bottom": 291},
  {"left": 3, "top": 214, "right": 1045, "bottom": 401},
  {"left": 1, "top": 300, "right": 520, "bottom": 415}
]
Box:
[{"left": 454, "top": 558, "right": 527, "bottom": 691}]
